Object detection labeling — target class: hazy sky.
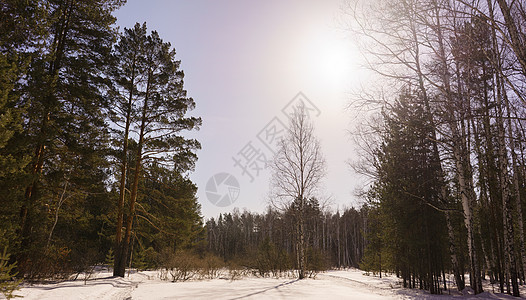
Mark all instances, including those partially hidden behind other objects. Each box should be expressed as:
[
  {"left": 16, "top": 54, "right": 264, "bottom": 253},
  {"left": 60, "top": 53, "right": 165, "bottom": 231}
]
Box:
[{"left": 114, "top": 0, "right": 367, "bottom": 219}]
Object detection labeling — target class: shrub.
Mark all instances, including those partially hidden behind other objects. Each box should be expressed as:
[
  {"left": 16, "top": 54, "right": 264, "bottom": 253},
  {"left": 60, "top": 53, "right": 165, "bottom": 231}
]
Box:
[
  {"left": 133, "top": 247, "right": 158, "bottom": 271},
  {"left": 23, "top": 246, "right": 73, "bottom": 281},
  {"left": 306, "top": 247, "right": 329, "bottom": 278},
  {"left": 255, "top": 237, "right": 291, "bottom": 277},
  {"left": 161, "top": 250, "right": 201, "bottom": 282},
  {"left": 199, "top": 254, "right": 223, "bottom": 279}
]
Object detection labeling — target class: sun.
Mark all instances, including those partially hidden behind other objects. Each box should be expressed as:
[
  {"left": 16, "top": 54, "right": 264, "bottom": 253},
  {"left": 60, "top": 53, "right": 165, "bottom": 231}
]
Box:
[
  {"left": 320, "top": 41, "right": 350, "bottom": 84},
  {"left": 311, "top": 32, "right": 356, "bottom": 90}
]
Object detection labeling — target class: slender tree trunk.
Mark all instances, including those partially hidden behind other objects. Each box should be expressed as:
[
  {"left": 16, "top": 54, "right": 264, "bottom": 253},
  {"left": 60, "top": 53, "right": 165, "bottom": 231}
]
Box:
[
  {"left": 47, "top": 180, "right": 69, "bottom": 248},
  {"left": 495, "top": 0, "right": 526, "bottom": 77},
  {"left": 495, "top": 74, "right": 520, "bottom": 297},
  {"left": 431, "top": 1, "right": 483, "bottom": 292},
  {"left": 115, "top": 70, "right": 150, "bottom": 277},
  {"left": 445, "top": 210, "right": 464, "bottom": 290},
  {"left": 504, "top": 86, "right": 526, "bottom": 283},
  {"left": 298, "top": 197, "right": 306, "bottom": 279},
  {"left": 18, "top": 0, "right": 73, "bottom": 271},
  {"left": 485, "top": 1, "right": 516, "bottom": 292},
  {"left": 113, "top": 58, "right": 136, "bottom": 277},
  {"left": 408, "top": 3, "right": 464, "bottom": 289}
]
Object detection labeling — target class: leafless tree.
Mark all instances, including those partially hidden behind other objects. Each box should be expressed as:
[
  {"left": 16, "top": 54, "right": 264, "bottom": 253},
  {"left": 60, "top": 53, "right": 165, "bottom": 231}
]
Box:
[{"left": 270, "top": 104, "right": 326, "bottom": 279}]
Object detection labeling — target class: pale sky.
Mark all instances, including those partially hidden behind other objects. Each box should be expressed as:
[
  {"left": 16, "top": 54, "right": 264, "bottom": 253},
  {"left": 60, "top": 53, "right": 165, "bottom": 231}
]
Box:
[{"left": 114, "top": 0, "right": 368, "bottom": 219}]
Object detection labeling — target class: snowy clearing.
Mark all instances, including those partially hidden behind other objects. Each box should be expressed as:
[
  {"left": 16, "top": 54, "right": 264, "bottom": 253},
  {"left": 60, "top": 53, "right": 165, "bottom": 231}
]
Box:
[{"left": 12, "top": 269, "right": 525, "bottom": 299}]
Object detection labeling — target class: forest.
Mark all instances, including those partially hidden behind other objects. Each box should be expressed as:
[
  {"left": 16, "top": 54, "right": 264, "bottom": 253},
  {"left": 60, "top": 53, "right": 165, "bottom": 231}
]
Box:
[
  {"left": 346, "top": 0, "right": 526, "bottom": 297},
  {"left": 1, "top": 0, "right": 526, "bottom": 299},
  {"left": 0, "top": 0, "right": 202, "bottom": 287}
]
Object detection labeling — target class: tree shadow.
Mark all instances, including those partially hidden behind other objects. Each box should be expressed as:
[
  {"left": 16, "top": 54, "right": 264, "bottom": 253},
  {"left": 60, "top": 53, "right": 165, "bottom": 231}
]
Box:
[
  {"left": 228, "top": 279, "right": 300, "bottom": 299},
  {"left": 26, "top": 276, "right": 137, "bottom": 291}
]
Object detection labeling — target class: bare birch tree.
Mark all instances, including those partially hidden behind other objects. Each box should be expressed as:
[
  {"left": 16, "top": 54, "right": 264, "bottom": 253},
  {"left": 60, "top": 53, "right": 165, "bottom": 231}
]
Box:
[{"left": 270, "top": 104, "right": 326, "bottom": 279}]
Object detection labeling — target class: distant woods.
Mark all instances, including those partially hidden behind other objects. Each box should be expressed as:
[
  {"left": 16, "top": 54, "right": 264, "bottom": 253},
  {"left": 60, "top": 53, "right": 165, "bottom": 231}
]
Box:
[
  {"left": 346, "top": 0, "right": 526, "bottom": 296},
  {"left": 206, "top": 205, "right": 368, "bottom": 276},
  {"left": 0, "top": 0, "right": 202, "bottom": 280}
]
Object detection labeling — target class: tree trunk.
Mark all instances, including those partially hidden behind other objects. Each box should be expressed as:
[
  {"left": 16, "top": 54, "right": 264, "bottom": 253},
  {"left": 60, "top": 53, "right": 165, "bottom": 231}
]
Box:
[
  {"left": 495, "top": 74, "right": 520, "bottom": 297},
  {"left": 298, "top": 220, "right": 306, "bottom": 278},
  {"left": 504, "top": 84, "right": 526, "bottom": 284},
  {"left": 495, "top": 0, "right": 526, "bottom": 78},
  {"left": 113, "top": 58, "right": 136, "bottom": 277},
  {"left": 18, "top": 0, "right": 73, "bottom": 271},
  {"left": 409, "top": 4, "right": 464, "bottom": 289},
  {"left": 431, "top": 1, "right": 483, "bottom": 292},
  {"left": 445, "top": 209, "right": 464, "bottom": 290},
  {"left": 115, "top": 70, "right": 150, "bottom": 277}
]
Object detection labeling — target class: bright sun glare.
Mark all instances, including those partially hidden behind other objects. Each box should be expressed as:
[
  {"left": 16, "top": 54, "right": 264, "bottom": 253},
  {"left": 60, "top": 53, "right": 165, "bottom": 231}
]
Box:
[{"left": 311, "top": 33, "right": 356, "bottom": 90}]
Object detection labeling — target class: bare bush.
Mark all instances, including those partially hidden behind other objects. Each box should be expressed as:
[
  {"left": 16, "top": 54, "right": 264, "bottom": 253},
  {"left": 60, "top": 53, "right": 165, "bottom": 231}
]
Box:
[
  {"left": 199, "top": 254, "right": 223, "bottom": 279},
  {"left": 159, "top": 250, "right": 225, "bottom": 282}
]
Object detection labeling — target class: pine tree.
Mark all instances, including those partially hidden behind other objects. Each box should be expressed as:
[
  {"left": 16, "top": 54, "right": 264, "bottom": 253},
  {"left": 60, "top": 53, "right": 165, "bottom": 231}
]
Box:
[
  {"left": 0, "top": 247, "right": 22, "bottom": 299},
  {"left": 367, "top": 89, "right": 448, "bottom": 294},
  {"left": 105, "top": 249, "right": 114, "bottom": 267},
  {"left": 0, "top": 1, "right": 38, "bottom": 255},
  {"left": 110, "top": 23, "right": 201, "bottom": 277},
  {"left": 5, "top": 0, "right": 126, "bottom": 276},
  {"left": 135, "top": 164, "right": 204, "bottom": 254}
]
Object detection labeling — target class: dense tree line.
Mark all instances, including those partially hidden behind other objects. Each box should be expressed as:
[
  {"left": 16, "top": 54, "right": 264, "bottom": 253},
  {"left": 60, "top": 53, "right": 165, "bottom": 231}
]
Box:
[
  {"left": 0, "top": 0, "right": 202, "bottom": 280},
  {"left": 347, "top": 0, "right": 526, "bottom": 296},
  {"left": 205, "top": 205, "right": 368, "bottom": 273}
]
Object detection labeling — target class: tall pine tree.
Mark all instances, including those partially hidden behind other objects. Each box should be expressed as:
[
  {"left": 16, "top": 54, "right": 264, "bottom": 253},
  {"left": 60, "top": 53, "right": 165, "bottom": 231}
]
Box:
[
  {"left": 110, "top": 23, "right": 201, "bottom": 277},
  {"left": 368, "top": 88, "right": 449, "bottom": 294},
  {"left": 0, "top": 0, "right": 125, "bottom": 276}
]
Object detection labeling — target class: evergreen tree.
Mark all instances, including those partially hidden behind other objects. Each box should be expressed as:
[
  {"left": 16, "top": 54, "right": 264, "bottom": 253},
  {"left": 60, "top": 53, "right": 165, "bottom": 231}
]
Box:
[
  {"left": 0, "top": 0, "right": 125, "bottom": 276},
  {"left": 0, "top": 1, "right": 208, "bottom": 281},
  {"left": 110, "top": 23, "right": 201, "bottom": 277},
  {"left": 366, "top": 89, "right": 448, "bottom": 294},
  {"left": 0, "top": 247, "right": 21, "bottom": 300},
  {"left": 136, "top": 164, "right": 204, "bottom": 254}
]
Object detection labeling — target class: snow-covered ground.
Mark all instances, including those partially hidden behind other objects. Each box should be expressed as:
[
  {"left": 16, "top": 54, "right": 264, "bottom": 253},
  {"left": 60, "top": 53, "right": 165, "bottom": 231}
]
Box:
[{"left": 12, "top": 269, "right": 525, "bottom": 299}]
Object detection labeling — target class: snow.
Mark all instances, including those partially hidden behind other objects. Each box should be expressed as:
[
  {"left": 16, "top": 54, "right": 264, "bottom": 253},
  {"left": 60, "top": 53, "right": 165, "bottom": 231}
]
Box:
[{"left": 12, "top": 269, "right": 526, "bottom": 299}]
